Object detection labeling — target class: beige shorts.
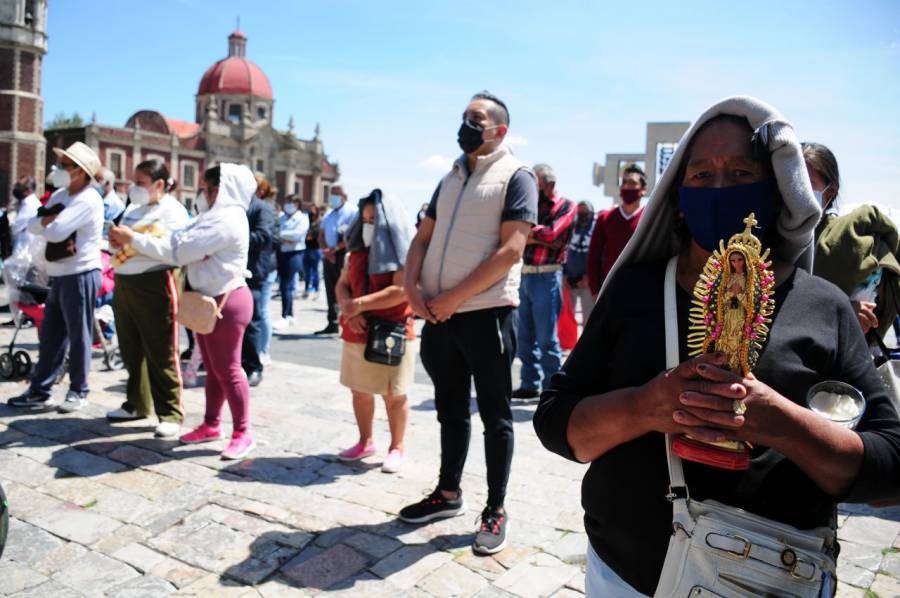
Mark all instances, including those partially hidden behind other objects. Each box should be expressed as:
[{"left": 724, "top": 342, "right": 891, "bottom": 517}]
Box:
[{"left": 340, "top": 339, "right": 417, "bottom": 396}]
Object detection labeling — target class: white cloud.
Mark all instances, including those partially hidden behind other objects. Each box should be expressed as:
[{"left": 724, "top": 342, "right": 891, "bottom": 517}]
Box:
[
  {"left": 506, "top": 135, "right": 529, "bottom": 147},
  {"left": 419, "top": 154, "right": 454, "bottom": 172}
]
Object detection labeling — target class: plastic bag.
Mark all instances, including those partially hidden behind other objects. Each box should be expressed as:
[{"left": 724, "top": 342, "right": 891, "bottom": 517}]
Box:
[{"left": 2, "top": 234, "right": 50, "bottom": 319}]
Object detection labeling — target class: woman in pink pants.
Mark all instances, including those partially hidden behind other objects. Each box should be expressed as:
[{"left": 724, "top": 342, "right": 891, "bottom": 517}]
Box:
[{"left": 111, "top": 163, "right": 257, "bottom": 459}]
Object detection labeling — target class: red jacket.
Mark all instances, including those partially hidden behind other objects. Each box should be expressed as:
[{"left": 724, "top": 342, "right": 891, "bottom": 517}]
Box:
[{"left": 586, "top": 206, "right": 643, "bottom": 295}]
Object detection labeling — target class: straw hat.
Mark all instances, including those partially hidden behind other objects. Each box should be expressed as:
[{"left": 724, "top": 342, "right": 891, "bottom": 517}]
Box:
[{"left": 52, "top": 141, "right": 100, "bottom": 181}]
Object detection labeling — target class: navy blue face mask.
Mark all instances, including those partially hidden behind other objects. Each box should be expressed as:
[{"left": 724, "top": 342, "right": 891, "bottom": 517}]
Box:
[{"left": 678, "top": 181, "right": 776, "bottom": 252}]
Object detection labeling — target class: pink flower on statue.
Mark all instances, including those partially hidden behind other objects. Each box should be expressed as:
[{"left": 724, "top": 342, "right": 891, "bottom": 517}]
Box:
[
  {"left": 702, "top": 295, "right": 710, "bottom": 303},
  {"left": 755, "top": 314, "right": 765, "bottom": 324},
  {"left": 750, "top": 331, "right": 758, "bottom": 339},
  {"left": 761, "top": 294, "right": 769, "bottom": 302}
]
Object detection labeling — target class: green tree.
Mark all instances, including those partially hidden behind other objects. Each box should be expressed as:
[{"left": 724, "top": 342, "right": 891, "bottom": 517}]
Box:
[{"left": 45, "top": 112, "right": 84, "bottom": 130}]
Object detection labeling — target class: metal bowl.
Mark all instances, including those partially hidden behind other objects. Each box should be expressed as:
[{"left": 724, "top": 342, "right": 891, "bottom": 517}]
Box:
[{"left": 806, "top": 381, "right": 866, "bottom": 429}]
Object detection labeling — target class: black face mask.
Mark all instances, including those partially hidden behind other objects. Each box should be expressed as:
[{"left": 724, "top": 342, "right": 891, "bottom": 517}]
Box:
[
  {"left": 457, "top": 119, "right": 485, "bottom": 154},
  {"left": 11, "top": 185, "right": 26, "bottom": 201}
]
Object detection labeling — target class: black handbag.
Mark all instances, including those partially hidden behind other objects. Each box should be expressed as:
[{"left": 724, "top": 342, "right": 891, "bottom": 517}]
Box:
[{"left": 364, "top": 318, "right": 408, "bottom": 366}]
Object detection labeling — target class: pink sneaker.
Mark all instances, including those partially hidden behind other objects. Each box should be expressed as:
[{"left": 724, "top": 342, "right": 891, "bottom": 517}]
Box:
[
  {"left": 179, "top": 423, "right": 222, "bottom": 444},
  {"left": 337, "top": 441, "right": 376, "bottom": 462},
  {"left": 381, "top": 448, "right": 405, "bottom": 473},
  {"left": 221, "top": 432, "right": 256, "bottom": 460}
]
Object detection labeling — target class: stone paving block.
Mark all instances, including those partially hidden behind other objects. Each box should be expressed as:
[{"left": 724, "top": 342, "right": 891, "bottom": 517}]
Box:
[
  {"left": 29, "top": 538, "right": 90, "bottom": 576},
  {"left": 493, "top": 544, "right": 538, "bottom": 570},
  {"left": 548, "top": 589, "right": 584, "bottom": 598},
  {"left": 472, "top": 587, "right": 519, "bottom": 598},
  {"left": 324, "top": 572, "right": 407, "bottom": 597},
  {"left": 839, "top": 515, "right": 900, "bottom": 549},
  {"left": 416, "top": 560, "right": 489, "bottom": 597},
  {"left": 545, "top": 532, "right": 588, "bottom": 565},
  {"left": 256, "top": 578, "right": 313, "bottom": 597},
  {"left": 882, "top": 551, "right": 900, "bottom": 577},
  {"left": 0, "top": 424, "right": 26, "bottom": 446},
  {"left": 99, "top": 467, "right": 184, "bottom": 499},
  {"left": 372, "top": 545, "right": 453, "bottom": 590},
  {"left": 112, "top": 543, "right": 168, "bottom": 573},
  {"left": 0, "top": 451, "right": 57, "bottom": 486},
  {"left": 3, "top": 482, "right": 64, "bottom": 522},
  {"left": 493, "top": 553, "right": 579, "bottom": 598},
  {"left": 49, "top": 447, "right": 128, "bottom": 477},
  {"left": 454, "top": 551, "right": 508, "bottom": 581},
  {"left": 31, "top": 502, "right": 123, "bottom": 545},
  {"left": 345, "top": 530, "right": 404, "bottom": 559},
  {"left": 37, "top": 475, "right": 107, "bottom": 507},
  {"left": 837, "top": 540, "right": 884, "bottom": 572},
  {"left": 0, "top": 560, "right": 48, "bottom": 594},
  {"left": 564, "top": 571, "right": 586, "bottom": 594},
  {"left": 104, "top": 574, "right": 177, "bottom": 597},
  {"left": 11, "top": 417, "right": 97, "bottom": 444},
  {"left": 148, "top": 516, "right": 252, "bottom": 573},
  {"left": 870, "top": 572, "right": 900, "bottom": 597},
  {"left": 94, "top": 486, "right": 170, "bottom": 525},
  {"left": 224, "top": 541, "right": 300, "bottom": 586},
  {"left": 280, "top": 543, "right": 369, "bottom": 590},
  {"left": 51, "top": 550, "right": 141, "bottom": 594},
  {"left": 144, "top": 457, "right": 218, "bottom": 484},
  {"left": 92, "top": 524, "right": 153, "bottom": 556},
  {"left": 149, "top": 557, "right": 207, "bottom": 589},
  {"left": 836, "top": 562, "right": 876, "bottom": 589},
  {"left": 836, "top": 582, "right": 866, "bottom": 597},
  {"left": 5, "top": 579, "right": 84, "bottom": 598},
  {"left": 106, "top": 444, "right": 170, "bottom": 467}
]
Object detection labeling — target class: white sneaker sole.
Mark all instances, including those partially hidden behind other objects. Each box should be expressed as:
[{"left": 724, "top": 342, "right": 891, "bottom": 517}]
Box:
[
  {"left": 399, "top": 500, "right": 467, "bottom": 524},
  {"left": 221, "top": 438, "right": 256, "bottom": 460},
  {"left": 472, "top": 520, "right": 510, "bottom": 555}
]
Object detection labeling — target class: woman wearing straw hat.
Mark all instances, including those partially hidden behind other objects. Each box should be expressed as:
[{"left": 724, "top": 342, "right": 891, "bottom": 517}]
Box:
[{"left": 7, "top": 141, "right": 105, "bottom": 413}]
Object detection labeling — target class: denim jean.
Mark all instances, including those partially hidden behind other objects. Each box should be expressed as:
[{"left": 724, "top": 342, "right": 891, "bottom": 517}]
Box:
[
  {"left": 516, "top": 270, "right": 563, "bottom": 392},
  {"left": 586, "top": 544, "right": 649, "bottom": 597},
  {"left": 276, "top": 250, "right": 304, "bottom": 318},
  {"left": 257, "top": 270, "right": 276, "bottom": 353},
  {"left": 302, "top": 249, "right": 322, "bottom": 293}
]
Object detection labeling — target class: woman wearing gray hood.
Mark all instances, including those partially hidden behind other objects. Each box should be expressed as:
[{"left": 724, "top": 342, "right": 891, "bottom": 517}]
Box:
[
  {"left": 335, "top": 189, "right": 416, "bottom": 473},
  {"left": 534, "top": 97, "right": 900, "bottom": 596}
]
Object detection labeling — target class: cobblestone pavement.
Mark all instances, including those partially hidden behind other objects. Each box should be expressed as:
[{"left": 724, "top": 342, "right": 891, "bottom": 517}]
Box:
[{"left": 0, "top": 296, "right": 899, "bottom": 597}]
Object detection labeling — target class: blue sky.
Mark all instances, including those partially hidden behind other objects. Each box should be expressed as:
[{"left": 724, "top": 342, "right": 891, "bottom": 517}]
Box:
[{"left": 43, "top": 1, "right": 900, "bottom": 217}]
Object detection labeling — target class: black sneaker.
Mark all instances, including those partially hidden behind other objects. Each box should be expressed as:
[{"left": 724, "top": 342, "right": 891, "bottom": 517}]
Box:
[
  {"left": 511, "top": 387, "right": 540, "bottom": 400},
  {"left": 399, "top": 489, "right": 467, "bottom": 524},
  {"left": 247, "top": 370, "right": 262, "bottom": 387},
  {"left": 7, "top": 389, "right": 51, "bottom": 410},
  {"left": 473, "top": 507, "right": 508, "bottom": 555}
]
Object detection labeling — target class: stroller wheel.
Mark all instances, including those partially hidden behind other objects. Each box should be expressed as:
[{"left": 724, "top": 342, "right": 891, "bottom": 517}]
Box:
[
  {"left": 13, "top": 351, "right": 31, "bottom": 378},
  {"left": 105, "top": 348, "right": 124, "bottom": 371},
  {"left": 0, "top": 354, "right": 14, "bottom": 379}
]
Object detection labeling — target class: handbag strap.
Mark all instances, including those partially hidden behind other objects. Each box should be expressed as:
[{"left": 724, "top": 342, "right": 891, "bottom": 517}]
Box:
[{"left": 663, "top": 256, "right": 692, "bottom": 524}]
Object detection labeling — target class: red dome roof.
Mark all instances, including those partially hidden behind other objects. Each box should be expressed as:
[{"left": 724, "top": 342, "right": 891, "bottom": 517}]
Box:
[{"left": 197, "top": 57, "right": 272, "bottom": 100}]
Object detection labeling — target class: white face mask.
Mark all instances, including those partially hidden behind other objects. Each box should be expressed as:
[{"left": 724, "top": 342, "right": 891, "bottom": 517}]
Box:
[
  {"left": 50, "top": 168, "right": 71, "bottom": 189},
  {"left": 362, "top": 222, "right": 375, "bottom": 247},
  {"left": 128, "top": 184, "right": 151, "bottom": 206},
  {"left": 195, "top": 191, "right": 209, "bottom": 215},
  {"left": 284, "top": 203, "right": 298, "bottom": 216}
]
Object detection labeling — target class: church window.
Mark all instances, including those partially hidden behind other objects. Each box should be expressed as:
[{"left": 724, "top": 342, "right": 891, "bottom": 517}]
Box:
[{"left": 228, "top": 103, "right": 242, "bottom": 123}]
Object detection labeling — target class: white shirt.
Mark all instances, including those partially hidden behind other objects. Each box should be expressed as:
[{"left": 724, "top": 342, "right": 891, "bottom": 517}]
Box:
[
  {"left": 11, "top": 192, "right": 41, "bottom": 250},
  {"left": 27, "top": 186, "right": 104, "bottom": 277},
  {"left": 114, "top": 194, "right": 189, "bottom": 275}
]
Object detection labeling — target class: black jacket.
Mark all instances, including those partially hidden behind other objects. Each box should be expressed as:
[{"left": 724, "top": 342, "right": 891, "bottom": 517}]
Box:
[{"left": 246, "top": 197, "right": 276, "bottom": 287}]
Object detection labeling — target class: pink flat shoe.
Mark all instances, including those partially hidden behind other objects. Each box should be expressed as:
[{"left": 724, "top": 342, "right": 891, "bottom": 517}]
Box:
[
  {"left": 221, "top": 432, "right": 256, "bottom": 460},
  {"left": 179, "top": 423, "right": 222, "bottom": 444},
  {"left": 338, "top": 441, "right": 376, "bottom": 462},
  {"left": 381, "top": 448, "right": 405, "bottom": 473}
]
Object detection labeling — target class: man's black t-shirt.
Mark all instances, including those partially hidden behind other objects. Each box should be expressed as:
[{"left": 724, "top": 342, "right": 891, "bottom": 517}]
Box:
[{"left": 534, "top": 261, "right": 900, "bottom": 596}]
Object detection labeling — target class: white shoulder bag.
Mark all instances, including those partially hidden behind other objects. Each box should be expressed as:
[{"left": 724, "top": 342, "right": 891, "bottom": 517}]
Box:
[{"left": 654, "top": 256, "right": 837, "bottom": 598}]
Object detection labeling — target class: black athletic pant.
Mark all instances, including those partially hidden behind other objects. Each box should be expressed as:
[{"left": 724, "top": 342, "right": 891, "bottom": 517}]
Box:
[
  {"left": 420, "top": 306, "right": 516, "bottom": 508},
  {"left": 322, "top": 249, "right": 345, "bottom": 327},
  {"left": 241, "top": 285, "right": 263, "bottom": 375}
]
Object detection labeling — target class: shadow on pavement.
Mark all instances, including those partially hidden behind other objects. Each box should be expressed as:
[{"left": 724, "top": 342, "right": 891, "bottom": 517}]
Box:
[
  {"left": 219, "top": 454, "right": 378, "bottom": 487},
  {"left": 222, "top": 520, "right": 477, "bottom": 590}
]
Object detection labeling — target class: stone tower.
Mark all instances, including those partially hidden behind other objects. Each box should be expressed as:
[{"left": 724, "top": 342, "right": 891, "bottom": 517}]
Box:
[{"left": 0, "top": 0, "right": 48, "bottom": 205}]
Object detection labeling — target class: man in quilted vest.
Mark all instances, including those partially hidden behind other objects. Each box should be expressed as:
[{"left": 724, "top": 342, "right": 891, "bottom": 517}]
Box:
[{"left": 401, "top": 92, "right": 538, "bottom": 555}]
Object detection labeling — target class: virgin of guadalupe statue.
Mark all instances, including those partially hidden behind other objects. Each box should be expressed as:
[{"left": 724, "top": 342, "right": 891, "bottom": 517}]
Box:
[{"left": 675, "top": 213, "right": 776, "bottom": 470}]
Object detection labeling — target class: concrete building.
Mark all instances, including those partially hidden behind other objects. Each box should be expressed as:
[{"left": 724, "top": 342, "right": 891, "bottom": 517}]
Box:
[
  {"left": 44, "top": 30, "right": 339, "bottom": 210},
  {"left": 0, "top": 0, "right": 47, "bottom": 206},
  {"left": 593, "top": 121, "right": 690, "bottom": 204}
]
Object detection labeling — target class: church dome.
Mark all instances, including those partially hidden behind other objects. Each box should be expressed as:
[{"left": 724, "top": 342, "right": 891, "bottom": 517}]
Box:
[{"left": 197, "top": 31, "right": 273, "bottom": 100}]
